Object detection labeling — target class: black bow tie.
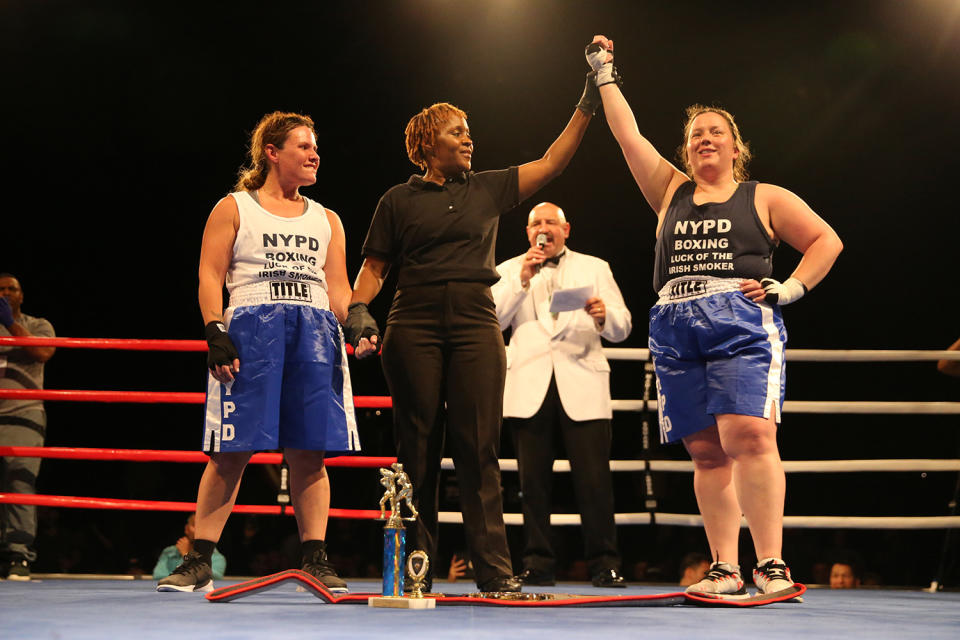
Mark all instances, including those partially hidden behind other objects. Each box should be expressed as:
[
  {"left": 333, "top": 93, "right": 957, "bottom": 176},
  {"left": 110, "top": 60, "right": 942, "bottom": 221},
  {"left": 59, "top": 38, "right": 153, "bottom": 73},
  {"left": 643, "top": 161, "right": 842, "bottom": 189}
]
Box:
[{"left": 543, "top": 251, "right": 565, "bottom": 267}]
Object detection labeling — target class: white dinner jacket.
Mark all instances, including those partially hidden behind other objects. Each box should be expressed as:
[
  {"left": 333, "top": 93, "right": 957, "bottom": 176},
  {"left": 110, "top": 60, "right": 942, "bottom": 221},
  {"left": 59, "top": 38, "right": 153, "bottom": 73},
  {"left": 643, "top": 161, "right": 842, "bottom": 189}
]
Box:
[{"left": 492, "top": 248, "right": 632, "bottom": 421}]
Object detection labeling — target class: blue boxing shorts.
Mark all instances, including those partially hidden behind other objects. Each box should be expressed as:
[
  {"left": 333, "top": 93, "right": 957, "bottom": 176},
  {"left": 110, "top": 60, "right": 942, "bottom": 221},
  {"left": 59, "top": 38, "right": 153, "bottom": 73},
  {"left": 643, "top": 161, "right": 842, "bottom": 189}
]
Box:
[
  {"left": 648, "top": 276, "right": 787, "bottom": 444},
  {"left": 202, "top": 298, "right": 360, "bottom": 454}
]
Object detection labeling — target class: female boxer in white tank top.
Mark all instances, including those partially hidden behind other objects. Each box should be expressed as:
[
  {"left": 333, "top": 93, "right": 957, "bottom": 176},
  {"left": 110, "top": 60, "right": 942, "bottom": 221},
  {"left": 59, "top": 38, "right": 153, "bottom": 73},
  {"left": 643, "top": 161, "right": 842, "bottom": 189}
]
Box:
[{"left": 158, "top": 112, "right": 355, "bottom": 594}]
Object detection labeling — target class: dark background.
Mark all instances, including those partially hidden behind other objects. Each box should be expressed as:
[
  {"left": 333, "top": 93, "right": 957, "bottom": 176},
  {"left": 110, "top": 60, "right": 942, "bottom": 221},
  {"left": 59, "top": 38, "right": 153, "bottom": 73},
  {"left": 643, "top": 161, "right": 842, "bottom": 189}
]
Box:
[{"left": 3, "top": 1, "right": 959, "bottom": 586}]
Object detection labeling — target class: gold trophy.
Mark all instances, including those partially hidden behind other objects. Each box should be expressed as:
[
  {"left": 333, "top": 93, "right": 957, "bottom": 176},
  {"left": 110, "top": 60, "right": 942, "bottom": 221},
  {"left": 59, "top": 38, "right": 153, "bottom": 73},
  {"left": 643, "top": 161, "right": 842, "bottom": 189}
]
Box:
[
  {"left": 406, "top": 550, "right": 430, "bottom": 599},
  {"left": 368, "top": 463, "right": 435, "bottom": 609}
]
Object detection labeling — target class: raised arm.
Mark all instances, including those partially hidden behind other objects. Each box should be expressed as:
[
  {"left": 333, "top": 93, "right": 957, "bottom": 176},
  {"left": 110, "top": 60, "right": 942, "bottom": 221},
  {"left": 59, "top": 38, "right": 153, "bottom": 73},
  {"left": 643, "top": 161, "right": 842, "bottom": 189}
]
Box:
[
  {"left": 516, "top": 98, "right": 594, "bottom": 201},
  {"left": 323, "top": 208, "right": 351, "bottom": 324},
  {"left": 586, "top": 35, "right": 687, "bottom": 215}
]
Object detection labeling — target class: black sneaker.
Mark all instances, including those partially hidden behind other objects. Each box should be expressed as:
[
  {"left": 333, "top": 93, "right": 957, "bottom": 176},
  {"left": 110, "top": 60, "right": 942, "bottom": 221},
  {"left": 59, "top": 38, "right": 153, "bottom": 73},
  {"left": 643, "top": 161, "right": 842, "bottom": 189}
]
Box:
[
  {"left": 518, "top": 567, "right": 556, "bottom": 586},
  {"left": 477, "top": 575, "right": 522, "bottom": 593},
  {"left": 7, "top": 558, "right": 31, "bottom": 582},
  {"left": 591, "top": 568, "right": 627, "bottom": 588},
  {"left": 302, "top": 548, "right": 348, "bottom": 593},
  {"left": 156, "top": 551, "right": 214, "bottom": 592}
]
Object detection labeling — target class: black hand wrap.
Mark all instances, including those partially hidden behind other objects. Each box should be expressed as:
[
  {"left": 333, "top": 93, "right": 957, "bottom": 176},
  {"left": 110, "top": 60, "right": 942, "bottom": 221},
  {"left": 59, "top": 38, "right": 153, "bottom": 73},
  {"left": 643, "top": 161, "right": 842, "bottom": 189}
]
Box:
[
  {"left": 204, "top": 321, "right": 239, "bottom": 370},
  {"left": 344, "top": 302, "right": 381, "bottom": 350},
  {"left": 576, "top": 71, "right": 602, "bottom": 116}
]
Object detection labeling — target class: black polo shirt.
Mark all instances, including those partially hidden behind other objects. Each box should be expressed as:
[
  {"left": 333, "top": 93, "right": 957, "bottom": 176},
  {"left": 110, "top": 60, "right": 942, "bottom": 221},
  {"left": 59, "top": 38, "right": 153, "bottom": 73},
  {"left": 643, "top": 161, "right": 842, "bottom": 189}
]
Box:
[{"left": 362, "top": 167, "right": 520, "bottom": 288}]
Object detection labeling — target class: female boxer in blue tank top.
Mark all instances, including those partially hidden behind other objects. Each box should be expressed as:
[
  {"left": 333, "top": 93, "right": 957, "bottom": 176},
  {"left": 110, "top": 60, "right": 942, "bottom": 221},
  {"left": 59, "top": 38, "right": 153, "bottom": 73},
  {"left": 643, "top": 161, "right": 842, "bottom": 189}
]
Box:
[{"left": 585, "top": 36, "right": 843, "bottom": 599}]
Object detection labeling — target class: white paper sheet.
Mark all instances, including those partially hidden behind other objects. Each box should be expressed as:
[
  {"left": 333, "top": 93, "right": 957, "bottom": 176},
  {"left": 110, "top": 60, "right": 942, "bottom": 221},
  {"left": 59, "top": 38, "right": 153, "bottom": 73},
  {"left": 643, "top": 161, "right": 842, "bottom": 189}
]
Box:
[{"left": 549, "top": 286, "right": 593, "bottom": 313}]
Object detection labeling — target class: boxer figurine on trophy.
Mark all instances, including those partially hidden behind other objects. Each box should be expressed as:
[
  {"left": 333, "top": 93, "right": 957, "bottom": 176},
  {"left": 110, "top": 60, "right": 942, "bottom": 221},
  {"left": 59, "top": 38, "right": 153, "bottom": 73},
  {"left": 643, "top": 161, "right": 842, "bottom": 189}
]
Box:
[
  {"left": 379, "top": 462, "right": 418, "bottom": 525},
  {"left": 378, "top": 462, "right": 419, "bottom": 597}
]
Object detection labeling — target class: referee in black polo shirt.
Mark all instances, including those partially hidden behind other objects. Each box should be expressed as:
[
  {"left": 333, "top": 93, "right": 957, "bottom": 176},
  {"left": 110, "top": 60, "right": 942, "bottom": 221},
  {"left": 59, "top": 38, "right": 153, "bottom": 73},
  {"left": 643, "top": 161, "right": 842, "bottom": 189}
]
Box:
[{"left": 345, "top": 80, "right": 602, "bottom": 593}]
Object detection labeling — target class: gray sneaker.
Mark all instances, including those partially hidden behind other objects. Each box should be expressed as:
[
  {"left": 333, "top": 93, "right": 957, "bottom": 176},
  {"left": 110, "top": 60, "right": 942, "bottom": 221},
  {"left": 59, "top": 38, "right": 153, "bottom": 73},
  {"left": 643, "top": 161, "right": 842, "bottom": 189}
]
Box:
[
  {"left": 685, "top": 561, "right": 748, "bottom": 599},
  {"left": 753, "top": 557, "right": 802, "bottom": 601},
  {"left": 157, "top": 551, "right": 214, "bottom": 592}
]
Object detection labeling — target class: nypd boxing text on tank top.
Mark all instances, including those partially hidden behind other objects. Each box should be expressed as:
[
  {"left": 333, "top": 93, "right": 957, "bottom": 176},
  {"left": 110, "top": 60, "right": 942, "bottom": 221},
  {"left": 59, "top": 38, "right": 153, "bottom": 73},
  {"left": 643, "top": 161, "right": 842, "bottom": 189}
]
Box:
[
  {"left": 653, "top": 181, "right": 774, "bottom": 292},
  {"left": 226, "top": 191, "right": 331, "bottom": 304},
  {"left": 667, "top": 217, "right": 734, "bottom": 276}
]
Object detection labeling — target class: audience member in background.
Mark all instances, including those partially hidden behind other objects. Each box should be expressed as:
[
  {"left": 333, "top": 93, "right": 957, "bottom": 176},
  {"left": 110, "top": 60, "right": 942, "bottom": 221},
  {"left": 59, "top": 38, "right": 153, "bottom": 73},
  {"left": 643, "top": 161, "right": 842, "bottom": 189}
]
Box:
[
  {"left": 153, "top": 514, "right": 226, "bottom": 580},
  {"left": 678, "top": 552, "right": 711, "bottom": 587},
  {"left": 446, "top": 551, "right": 475, "bottom": 582},
  {"left": 0, "top": 273, "right": 55, "bottom": 581},
  {"left": 830, "top": 561, "right": 861, "bottom": 589}
]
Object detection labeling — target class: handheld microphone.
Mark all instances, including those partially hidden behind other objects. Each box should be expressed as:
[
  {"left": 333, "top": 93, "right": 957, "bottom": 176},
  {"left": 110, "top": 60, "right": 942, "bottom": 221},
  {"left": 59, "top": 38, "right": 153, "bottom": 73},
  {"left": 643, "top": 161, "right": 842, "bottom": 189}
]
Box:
[{"left": 536, "top": 232, "right": 547, "bottom": 248}]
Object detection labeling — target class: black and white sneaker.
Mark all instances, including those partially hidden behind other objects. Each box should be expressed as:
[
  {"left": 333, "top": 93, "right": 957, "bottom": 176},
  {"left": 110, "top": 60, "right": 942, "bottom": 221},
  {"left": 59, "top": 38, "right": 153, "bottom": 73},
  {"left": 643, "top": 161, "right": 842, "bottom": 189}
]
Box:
[
  {"left": 7, "top": 557, "right": 31, "bottom": 582},
  {"left": 753, "top": 557, "right": 802, "bottom": 601},
  {"left": 302, "top": 548, "right": 348, "bottom": 593},
  {"left": 157, "top": 551, "right": 214, "bottom": 592}
]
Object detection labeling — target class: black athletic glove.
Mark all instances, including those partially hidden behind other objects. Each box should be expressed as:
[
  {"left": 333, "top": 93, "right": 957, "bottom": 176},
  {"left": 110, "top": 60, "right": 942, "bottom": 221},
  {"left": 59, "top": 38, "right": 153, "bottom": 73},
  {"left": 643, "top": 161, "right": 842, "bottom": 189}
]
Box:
[
  {"left": 576, "top": 71, "right": 602, "bottom": 116},
  {"left": 343, "top": 302, "right": 381, "bottom": 350},
  {"left": 204, "top": 321, "right": 239, "bottom": 370}
]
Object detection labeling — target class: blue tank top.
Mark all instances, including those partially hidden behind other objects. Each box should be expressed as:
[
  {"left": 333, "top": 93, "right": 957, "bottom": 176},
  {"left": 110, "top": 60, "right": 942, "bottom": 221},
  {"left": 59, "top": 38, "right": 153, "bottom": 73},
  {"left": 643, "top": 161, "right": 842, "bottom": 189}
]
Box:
[{"left": 653, "top": 181, "right": 776, "bottom": 291}]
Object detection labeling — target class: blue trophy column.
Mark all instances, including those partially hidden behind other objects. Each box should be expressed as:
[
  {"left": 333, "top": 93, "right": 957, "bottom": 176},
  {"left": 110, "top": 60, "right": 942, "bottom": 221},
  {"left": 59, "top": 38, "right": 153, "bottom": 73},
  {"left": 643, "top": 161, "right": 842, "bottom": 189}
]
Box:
[{"left": 382, "top": 526, "right": 406, "bottom": 596}]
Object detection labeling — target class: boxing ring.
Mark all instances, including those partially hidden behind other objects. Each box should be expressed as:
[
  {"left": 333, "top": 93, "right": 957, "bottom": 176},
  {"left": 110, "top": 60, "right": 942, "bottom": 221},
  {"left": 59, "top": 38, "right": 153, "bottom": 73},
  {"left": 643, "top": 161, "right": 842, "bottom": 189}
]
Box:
[{"left": 2, "top": 335, "right": 960, "bottom": 639}]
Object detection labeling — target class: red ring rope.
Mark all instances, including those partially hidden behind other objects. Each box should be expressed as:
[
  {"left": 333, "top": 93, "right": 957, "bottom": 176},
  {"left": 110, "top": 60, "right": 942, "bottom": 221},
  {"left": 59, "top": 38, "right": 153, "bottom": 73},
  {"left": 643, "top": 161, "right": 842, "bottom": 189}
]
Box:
[
  {"left": 0, "top": 493, "right": 381, "bottom": 519},
  {"left": 0, "top": 389, "right": 392, "bottom": 407},
  {"left": 0, "top": 335, "right": 357, "bottom": 355},
  {"left": 0, "top": 446, "right": 396, "bottom": 467}
]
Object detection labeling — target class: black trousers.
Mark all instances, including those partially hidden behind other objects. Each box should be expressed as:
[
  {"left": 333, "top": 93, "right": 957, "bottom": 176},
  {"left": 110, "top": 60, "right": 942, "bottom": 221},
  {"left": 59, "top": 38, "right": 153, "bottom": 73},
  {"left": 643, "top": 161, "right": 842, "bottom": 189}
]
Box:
[
  {"left": 508, "top": 375, "right": 620, "bottom": 576},
  {"left": 380, "top": 282, "right": 512, "bottom": 586}
]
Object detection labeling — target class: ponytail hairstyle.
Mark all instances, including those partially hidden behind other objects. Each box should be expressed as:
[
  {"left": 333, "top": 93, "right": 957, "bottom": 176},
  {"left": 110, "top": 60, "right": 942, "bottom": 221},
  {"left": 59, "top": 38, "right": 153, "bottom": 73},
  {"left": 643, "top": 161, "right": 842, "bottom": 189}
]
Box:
[
  {"left": 676, "top": 104, "right": 752, "bottom": 181},
  {"left": 235, "top": 111, "right": 316, "bottom": 191}
]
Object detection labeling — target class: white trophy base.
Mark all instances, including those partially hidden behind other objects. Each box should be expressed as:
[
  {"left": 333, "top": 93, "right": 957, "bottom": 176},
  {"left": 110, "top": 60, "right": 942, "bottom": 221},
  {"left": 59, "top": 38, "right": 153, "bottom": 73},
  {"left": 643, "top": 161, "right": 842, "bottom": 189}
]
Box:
[{"left": 367, "top": 595, "right": 437, "bottom": 609}]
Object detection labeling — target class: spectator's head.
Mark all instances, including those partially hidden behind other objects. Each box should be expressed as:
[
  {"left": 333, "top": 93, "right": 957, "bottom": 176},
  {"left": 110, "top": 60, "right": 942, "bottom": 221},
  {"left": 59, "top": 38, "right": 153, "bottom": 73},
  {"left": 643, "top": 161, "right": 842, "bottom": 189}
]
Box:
[
  {"left": 678, "top": 552, "right": 711, "bottom": 586},
  {"left": 185, "top": 513, "right": 197, "bottom": 541},
  {"left": 830, "top": 562, "right": 861, "bottom": 589},
  {"left": 0, "top": 273, "right": 23, "bottom": 315}
]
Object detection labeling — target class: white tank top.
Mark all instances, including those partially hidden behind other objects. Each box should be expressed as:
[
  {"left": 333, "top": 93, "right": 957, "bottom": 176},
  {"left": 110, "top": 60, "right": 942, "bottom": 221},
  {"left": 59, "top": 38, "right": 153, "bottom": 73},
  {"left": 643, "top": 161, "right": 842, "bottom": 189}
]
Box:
[{"left": 225, "top": 190, "right": 332, "bottom": 310}]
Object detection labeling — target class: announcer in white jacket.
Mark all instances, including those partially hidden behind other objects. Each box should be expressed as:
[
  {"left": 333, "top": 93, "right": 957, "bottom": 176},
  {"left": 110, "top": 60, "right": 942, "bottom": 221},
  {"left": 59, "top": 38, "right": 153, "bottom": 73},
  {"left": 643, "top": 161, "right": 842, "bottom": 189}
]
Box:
[{"left": 492, "top": 202, "right": 632, "bottom": 588}]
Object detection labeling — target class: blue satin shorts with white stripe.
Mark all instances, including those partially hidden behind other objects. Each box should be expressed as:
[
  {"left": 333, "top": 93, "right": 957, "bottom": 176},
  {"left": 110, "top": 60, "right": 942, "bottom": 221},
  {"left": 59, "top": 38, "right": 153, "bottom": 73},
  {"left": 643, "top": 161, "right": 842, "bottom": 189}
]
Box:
[
  {"left": 648, "top": 276, "right": 787, "bottom": 444},
  {"left": 202, "top": 303, "right": 360, "bottom": 454}
]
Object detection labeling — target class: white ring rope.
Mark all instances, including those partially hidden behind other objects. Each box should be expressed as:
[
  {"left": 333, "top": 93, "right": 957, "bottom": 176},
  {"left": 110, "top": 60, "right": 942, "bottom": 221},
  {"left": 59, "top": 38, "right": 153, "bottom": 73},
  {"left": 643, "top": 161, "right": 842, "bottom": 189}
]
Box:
[
  {"left": 435, "top": 512, "right": 960, "bottom": 529},
  {"left": 435, "top": 348, "right": 960, "bottom": 531},
  {"left": 602, "top": 348, "right": 960, "bottom": 362},
  {"left": 611, "top": 399, "right": 960, "bottom": 414},
  {"left": 439, "top": 458, "right": 960, "bottom": 473}
]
